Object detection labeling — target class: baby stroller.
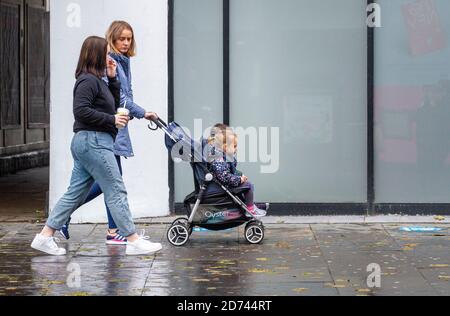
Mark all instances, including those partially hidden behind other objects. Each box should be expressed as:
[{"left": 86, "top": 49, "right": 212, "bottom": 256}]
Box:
[{"left": 149, "top": 117, "right": 265, "bottom": 247}]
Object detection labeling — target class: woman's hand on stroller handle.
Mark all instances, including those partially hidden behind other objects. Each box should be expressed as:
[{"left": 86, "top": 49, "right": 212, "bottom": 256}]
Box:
[
  {"left": 147, "top": 114, "right": 169, "bottom": 131},
  {"left": 145, "top": 112, "right": 159, "bottom": 121},
  {"left": 241, "top": 175, "right": 248, "bottom": 184}
]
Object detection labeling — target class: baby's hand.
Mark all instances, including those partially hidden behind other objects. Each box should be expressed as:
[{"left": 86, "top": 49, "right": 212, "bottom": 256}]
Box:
[{"left": 241, "top": 176, "right": 248, "bottom": 183}]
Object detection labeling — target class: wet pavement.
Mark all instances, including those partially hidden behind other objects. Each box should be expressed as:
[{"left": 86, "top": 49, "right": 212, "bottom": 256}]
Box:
[
  {"left": 0, "top": 222, "right": 449, "bottom": 296},
  {"left": 0, "top": 167, "right": 49, "bottom": 223}
]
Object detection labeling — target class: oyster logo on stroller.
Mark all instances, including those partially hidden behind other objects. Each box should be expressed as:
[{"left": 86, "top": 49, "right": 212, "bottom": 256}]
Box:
[{"left": 205, "top": 210, "right": 241, "bottom": 221}]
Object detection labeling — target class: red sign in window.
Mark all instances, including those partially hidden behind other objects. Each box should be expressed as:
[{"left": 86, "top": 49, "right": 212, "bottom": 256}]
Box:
[{"left": 402, "top": 0, "right": 447, "bottom": 57}]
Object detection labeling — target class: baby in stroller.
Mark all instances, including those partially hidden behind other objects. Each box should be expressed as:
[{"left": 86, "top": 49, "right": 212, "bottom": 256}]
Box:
[
  {"left": 207, "top": 124, "right": 267, "bottom": 218},
  {"left": 149, "top": 117, "right": 267, "bottom": 245}
]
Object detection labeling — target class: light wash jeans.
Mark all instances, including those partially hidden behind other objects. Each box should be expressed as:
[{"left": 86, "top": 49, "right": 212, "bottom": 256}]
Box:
[
  {"left": 82, "top": 155, "right": 122, "bottom": 230},
  {"left": 65, "top": 155, "right": 122, "bottom": 231},
  {"left": 46, "top": 131, "right": 136, "bottom": 237}
]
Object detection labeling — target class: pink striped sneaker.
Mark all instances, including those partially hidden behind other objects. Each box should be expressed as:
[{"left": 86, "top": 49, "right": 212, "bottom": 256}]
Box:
[{"left": 106, "top": 231, "right": 128, "bottom": 245}]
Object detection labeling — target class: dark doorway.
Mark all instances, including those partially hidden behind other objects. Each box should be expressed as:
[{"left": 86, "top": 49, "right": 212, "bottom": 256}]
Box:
[
  {"left": 0, "top": 0, "right": 49, "bottom": 174},
  {"left": 0, "top": 0, "right": 49, "bottom": 220}
]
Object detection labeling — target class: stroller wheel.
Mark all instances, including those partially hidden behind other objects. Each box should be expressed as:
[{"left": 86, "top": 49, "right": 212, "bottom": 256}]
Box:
[
  {"left": 167, "top": 223, "right": 190, "bottom": 247},
  {"left": 245, "top": 222, "right": 265, "bottom": 244},
  {"left": 172, "top": 217, "right": 193, "bottom": 236}
]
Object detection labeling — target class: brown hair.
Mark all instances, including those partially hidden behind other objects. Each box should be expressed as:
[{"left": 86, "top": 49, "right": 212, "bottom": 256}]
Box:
[
  {"left": 75, "top": 36, "right": 108, "bottom": 79},
  {"left": 106, "top": 21, "right": 136, "bottom": 57}
]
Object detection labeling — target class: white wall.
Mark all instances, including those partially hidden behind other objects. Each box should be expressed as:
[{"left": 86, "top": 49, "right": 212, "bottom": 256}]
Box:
[{"left": 49, "top": 0, "right": 169, "bottom": 223}]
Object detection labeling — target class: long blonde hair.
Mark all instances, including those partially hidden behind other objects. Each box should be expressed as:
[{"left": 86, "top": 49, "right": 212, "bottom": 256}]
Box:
[{"left": 106, "top": 21, "right": 136, "bottom": 57}]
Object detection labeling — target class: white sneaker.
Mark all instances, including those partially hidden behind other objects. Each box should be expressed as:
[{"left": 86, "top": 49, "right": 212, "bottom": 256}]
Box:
[
  {"left": 31, "top": 234, "right": 67, "bottom": 256},
  {"left": 126, "top": 233, "right": 162, "bottom": 256}
]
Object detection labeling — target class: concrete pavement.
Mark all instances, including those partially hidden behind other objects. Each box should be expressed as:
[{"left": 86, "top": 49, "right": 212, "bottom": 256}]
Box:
[{"left": 0, "top": 221, "right": 448, "bottom": 296}]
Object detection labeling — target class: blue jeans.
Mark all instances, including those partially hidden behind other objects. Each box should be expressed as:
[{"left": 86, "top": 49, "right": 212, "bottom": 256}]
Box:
[
  {"left": 46, "top": 131, "right": 136, "bottom": 237},
  {"left": 79, "top": 155, "right": 122, "bottom": 230}
]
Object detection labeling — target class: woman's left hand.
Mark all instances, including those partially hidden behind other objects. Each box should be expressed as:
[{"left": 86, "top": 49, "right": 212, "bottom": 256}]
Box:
[{"left": 107, "top": 56, "right": 117, "bottom": 78}]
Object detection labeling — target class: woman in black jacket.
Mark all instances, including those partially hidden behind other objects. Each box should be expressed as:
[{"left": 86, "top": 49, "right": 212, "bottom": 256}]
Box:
[{"left": 31, "top": 36, "right": 162, "bottom": 256}]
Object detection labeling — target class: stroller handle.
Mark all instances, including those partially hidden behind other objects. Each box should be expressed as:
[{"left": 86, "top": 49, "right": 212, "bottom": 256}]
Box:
[{"left": 148, "top": 116, "right": 168, "bottom": 130}]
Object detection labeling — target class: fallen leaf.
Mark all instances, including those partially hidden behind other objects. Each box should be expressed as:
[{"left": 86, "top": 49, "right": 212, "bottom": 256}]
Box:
[
  {"left": 274, "top": 241, "right": 291, "bottom": 249},
  {"left": 293, "top": 288, "right": 308, "bottom": 293},
  {"left": 256, "top": 258, "right": 270, "bottom": 261},
  {"left": 403, "top": 244, "right": 418, "bottom": 251},
  {"left": 218, "top": 260, "right": 236, "bottom": 265},
  {"left": 434, "top": 216, "right": 446, "bottom": 221},
  {"left": 325, "top": 283, "right": 346, "bottom": 288},
  {"left": 248, "top": 268, "right": 273, "bottom": 274},
  {"left": 303, "top": 272, "right": 324, "bottom": 277},
  {"left": 66, "top": 292, "right": 91, "bottom": 296},
  {"left": 356, "top": 289, "right": 371, "bottom": 293},
  {"left": 430, "top": 264, "right": 449, "bottom": 268},
  {"left": 46, "top": 280, "right": 65, "bottom": 285}
]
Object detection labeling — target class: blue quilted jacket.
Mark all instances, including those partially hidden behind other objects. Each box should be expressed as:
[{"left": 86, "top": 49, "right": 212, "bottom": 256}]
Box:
[{"left": 110, "top": 53, "right": 146, "bottom": 158}]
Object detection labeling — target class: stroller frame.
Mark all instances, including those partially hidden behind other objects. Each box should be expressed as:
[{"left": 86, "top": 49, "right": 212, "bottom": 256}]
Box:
[{"left": 149, "top": 117, "right": 265, "bottom": 246}]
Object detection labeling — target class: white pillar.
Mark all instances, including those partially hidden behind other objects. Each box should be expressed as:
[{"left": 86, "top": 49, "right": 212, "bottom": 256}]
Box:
[{"left": 49, "top": 0, "right": 170, "bottom": 223}]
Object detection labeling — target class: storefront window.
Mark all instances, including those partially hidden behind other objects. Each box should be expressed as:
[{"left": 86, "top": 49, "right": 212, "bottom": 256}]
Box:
[
  {"left": 375, "top": 0, "right": 450, "bottom": 203},
  {"left": 230, "top": 0, "right": 368, "bottom": 202},
  {"left": 174, "top": 0, "right": 223, "bottom": 201}
]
